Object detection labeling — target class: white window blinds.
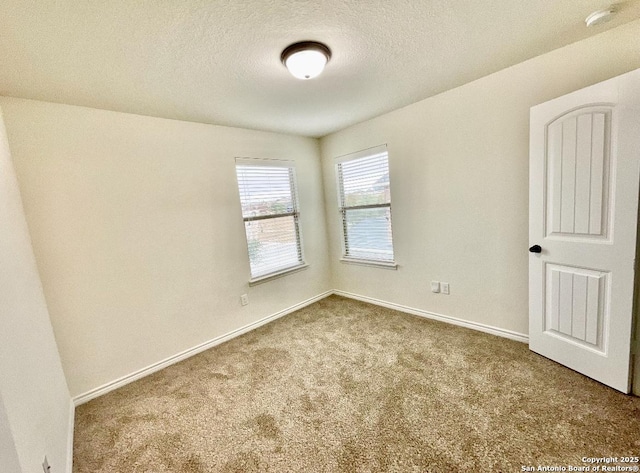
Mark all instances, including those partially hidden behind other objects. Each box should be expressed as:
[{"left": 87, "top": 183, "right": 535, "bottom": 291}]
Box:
[
  {"left": 235, "top": 160, "right": 304, "bottom": 280},
  {"left": 336, "top": 146, "right": 395, "bottom": 263}
]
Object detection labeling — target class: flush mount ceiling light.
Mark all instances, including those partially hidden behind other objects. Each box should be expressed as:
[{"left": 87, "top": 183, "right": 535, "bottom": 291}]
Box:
[
  {"left": 281, "top": 41, "right": 331, "bottom": 80},
  {"left": 585, "top": 8, "right": 616, "bottom": 27}
]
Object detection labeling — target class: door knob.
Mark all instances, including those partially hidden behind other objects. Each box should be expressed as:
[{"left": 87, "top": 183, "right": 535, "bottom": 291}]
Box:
[{"left": 529, "top": 245, "right": 542, "bottom": 253}]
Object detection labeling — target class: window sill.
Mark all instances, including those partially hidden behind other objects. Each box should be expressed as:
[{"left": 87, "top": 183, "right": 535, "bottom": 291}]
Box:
[
  {"left": 340, "top": 258, "right": 398, "bottom": 270},
  {"left": 249, "top": 263, "right": 309, "bottom": 286}
]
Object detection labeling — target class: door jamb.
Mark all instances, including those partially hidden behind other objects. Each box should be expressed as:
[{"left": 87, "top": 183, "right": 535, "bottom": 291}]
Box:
[{"left": 631, "top": 179, "right": 640, "bottom": 396}]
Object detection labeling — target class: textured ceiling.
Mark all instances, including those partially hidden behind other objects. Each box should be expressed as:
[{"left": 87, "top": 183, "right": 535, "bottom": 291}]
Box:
[{"left": 1, "top": 1, "right": 639, "bottom": 137}]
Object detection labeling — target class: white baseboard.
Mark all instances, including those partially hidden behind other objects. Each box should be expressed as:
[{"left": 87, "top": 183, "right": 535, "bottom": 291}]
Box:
[
  {"left": 333, "top": 290, "right": 529, "bottom": 344},
  {"left": 73, "top": 289, "right": 527, "bottom": 406},
  {"left": 73, "top": 290, "right": 333, "bottom": 406},
  {"left": 66, "top": 398, "right": 75, "bottom": 473}
]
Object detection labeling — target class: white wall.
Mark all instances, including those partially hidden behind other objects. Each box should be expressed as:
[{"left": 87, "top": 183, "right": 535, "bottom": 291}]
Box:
[
  {"left": 320, "top": 20, "right": 640, "bottom": 336},
  {"left": 0, "top": 98, "right": 331, "bottom": 398},
  {"left": 0, "top": 108, "right": 72, "bottom": 473},
  {"left": 0, "top": 393, "right": 21, "bottom": 473}
]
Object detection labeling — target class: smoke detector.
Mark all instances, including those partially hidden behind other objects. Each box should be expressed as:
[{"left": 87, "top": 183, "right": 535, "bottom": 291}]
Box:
[{"left": 585, "top": 8, "right": 616, "bottom": 27}]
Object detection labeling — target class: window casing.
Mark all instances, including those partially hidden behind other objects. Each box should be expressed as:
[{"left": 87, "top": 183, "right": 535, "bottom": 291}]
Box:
[
  {"left": 336, "top": 145, "right": 395, "bottom": 265},
  {"left": 235, "top": 159, "right": 305, "bottom": 281}
]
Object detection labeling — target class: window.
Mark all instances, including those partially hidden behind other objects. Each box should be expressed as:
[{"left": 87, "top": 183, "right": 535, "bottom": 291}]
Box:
[
  {"left": 336, "top": 145, "right": 395, "bottom": 266},
  {"left": 235, "top": 159, "right": 305, "bottom": 282}
]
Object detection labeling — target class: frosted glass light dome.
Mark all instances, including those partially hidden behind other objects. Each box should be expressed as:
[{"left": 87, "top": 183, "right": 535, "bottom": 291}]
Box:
[{"left": 281, "top": 42, "right": 331, "bottom": 80}]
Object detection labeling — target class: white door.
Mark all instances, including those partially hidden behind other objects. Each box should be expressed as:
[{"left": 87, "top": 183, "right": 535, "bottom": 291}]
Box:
[{"left": 529, "top": 69, "right": 640, "bottom": 393}]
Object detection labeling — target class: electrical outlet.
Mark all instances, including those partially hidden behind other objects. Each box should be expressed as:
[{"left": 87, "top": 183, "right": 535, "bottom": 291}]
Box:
[
  {"left": 240, "top": 294, "right": 249, "bottom": 306},
  {"left": 430, "top": 281, "right": 440, "bottom": 293},
  {"left": 42, "top": 456, "right": 51, "bottom": 473},
  {"left": 441, "top": 282, "right": 450, "bottom": 295}
]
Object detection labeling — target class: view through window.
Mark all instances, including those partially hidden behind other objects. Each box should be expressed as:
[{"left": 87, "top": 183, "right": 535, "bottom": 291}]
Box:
[
  {"left": 336, "top": 145, "right": 395, "bottom": 263},
  {"left": 235, "top": 159, "right": 304, "bottom": 279}
]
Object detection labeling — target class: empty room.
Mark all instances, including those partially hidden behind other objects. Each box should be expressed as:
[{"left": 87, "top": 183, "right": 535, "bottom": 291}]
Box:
[{"left": 2, "top": 1, "right": 640, "bottom": 472}]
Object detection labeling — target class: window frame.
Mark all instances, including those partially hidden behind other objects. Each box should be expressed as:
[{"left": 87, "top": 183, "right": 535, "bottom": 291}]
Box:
[
  {"left": 235, "top": 158, "right": 307, "bottom": 284},
  {"left": 335, "top": 145, "right": 397, "bottom": 269}
]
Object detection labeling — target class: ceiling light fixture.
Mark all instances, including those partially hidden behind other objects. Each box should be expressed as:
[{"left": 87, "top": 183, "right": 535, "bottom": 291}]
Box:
[
  {"left": 585, "top": 8, "right": 616, "bottom": 27},
  {"left": 281, "top": 41, "right": 331, "bottom": 80}
]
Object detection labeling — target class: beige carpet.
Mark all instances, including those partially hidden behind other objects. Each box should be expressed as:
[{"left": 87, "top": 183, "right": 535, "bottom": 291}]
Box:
[{"left": 73, "top": 295, "right": 640, "bottom": 472}]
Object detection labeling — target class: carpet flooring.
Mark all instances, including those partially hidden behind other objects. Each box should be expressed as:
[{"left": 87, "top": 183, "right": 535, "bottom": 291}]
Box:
[{"left": 73, "top": 295, "right": 640, "bottom": 472}]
